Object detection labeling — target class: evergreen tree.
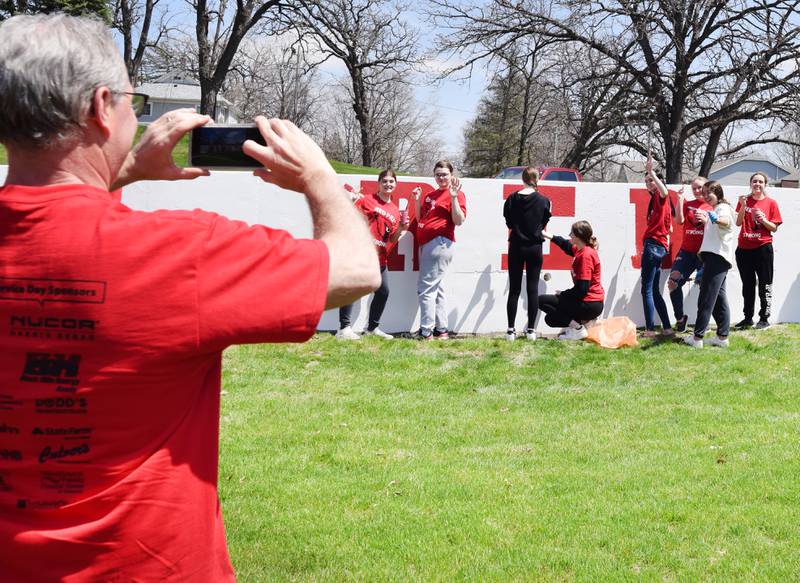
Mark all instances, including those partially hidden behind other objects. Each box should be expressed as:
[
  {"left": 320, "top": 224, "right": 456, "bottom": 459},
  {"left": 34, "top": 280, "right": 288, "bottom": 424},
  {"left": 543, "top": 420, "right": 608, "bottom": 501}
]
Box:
[{"left": 1, "top": 0, "right": 110, "bottom": 21}]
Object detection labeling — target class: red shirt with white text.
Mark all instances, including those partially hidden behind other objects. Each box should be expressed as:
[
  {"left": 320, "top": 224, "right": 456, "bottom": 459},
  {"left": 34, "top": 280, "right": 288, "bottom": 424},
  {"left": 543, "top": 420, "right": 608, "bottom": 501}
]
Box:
[
  {"left": 681, "top": 198, "right": 713, "bottom": 254},
  {"left": 416, "top": 188, "right": 467, "bottom": 247},
  {"left": 735, "top": 195, "right": 783, "bottom": 249},
  {"left": 0, "top": 184, "right": 329, "bottom": 581},
  {"left": 355, "top": 193, "right": 401, "bottom": 267}
]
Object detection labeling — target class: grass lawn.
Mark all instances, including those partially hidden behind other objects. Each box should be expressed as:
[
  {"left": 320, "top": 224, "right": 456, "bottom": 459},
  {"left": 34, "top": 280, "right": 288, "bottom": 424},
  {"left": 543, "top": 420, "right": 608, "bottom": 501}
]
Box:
[{"left": 219, "top": 325, "right": 800, "bottom": 581}]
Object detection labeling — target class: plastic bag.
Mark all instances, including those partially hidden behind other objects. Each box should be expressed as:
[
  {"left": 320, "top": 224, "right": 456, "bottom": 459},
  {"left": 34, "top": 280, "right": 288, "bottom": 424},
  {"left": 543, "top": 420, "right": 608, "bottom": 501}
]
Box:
[{"left": 585, "top": 317, "right": 639, "bottom": 349}]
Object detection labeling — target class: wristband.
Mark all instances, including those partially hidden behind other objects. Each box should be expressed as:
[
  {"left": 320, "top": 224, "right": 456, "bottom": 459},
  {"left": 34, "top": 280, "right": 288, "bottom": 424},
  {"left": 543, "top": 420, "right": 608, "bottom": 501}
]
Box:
[{"left": 708, "top": 211, "right": 718, "bottom": 223}]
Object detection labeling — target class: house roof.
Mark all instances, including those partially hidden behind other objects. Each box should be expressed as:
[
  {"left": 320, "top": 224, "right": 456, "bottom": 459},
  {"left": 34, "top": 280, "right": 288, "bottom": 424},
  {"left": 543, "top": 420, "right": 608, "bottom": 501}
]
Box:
[
  {"left": 134, "top": 81, "right": 232, "bottom": 107},
  {"left": 708, "top": 154, "right": 794, "bottom": 175},
  {"left": 780, "top": 169, "right": 800, "bottom": 182}
]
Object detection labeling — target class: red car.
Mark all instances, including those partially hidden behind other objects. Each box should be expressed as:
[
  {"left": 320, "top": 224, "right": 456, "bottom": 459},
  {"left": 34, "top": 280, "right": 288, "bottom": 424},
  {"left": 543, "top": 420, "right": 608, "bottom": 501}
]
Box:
[{"left": 493, "top": 166, "right": 582, "bottom": 182}]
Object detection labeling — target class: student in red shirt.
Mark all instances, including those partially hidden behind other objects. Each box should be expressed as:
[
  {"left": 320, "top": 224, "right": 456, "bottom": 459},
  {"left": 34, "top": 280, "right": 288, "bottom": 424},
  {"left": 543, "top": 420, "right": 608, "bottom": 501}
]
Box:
[
  {"left": 668, "top": 176, "right": 712, "bottom": 331},
  {"left": 734, "top": 171, "right": 783, "bottom": 329},
  {"left": 639, "top": 152, "right": 675, "bottom": 337},
  {"left": 539, "top": 221, "right": 605, "bottom": 341},
  {"left": 411, "top": 160, "right": 467, "bottom": 340},
  {"left": 0, "top": 14, "right": 379, "bottom": 581},
  {"left": 336, "top": 168, "right": 410, "bottom": 339}
]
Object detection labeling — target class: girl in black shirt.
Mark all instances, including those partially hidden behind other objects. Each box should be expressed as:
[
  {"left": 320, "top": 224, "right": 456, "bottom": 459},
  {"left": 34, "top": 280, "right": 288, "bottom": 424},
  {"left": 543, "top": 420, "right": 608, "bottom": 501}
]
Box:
[{"left": 502, "top": 166, "right": 552, "bottom": 340}]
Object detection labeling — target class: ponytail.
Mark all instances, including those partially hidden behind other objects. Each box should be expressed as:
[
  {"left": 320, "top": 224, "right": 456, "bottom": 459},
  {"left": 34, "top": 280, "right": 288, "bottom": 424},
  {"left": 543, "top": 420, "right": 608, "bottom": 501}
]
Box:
[{"left": 571, "top": 220, "right": 598, "bottom": 250}]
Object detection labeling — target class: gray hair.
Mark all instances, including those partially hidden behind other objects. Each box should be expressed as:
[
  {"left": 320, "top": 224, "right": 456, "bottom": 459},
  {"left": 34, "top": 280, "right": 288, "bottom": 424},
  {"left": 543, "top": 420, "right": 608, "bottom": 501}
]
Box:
[{"left": 0, "top": 14, "right": 129, "bottom": 149}]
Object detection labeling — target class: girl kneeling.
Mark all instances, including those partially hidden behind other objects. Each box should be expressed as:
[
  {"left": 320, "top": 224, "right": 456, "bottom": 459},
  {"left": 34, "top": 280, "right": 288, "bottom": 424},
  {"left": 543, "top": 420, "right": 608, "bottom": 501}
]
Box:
[{"left": 540, "top": 221, "right": 605, "bottom": 341}]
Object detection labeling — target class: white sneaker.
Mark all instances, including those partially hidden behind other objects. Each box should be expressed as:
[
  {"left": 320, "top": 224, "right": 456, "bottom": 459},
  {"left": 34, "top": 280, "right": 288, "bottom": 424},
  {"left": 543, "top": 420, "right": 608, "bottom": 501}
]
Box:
[
  {"left": 706, "top": 335, "right": 729, "bottom": 348},
  {"left": 335, "top": 326, "right": 360, "bottom": 340},
  {"left": 364, "top": 327, "right": 393, "bottom": 339},
  {"left": 525, "top": 328, "right": 536, "bottom": 341},
  {"left": 558, "top": 326, "right": 588, "bottom": 341},
  {"left": 506, "top": 328, "right": 516, "bottom": 341},
  {"left": 682, "top": 335, "right": 703, "bottom": 348}
]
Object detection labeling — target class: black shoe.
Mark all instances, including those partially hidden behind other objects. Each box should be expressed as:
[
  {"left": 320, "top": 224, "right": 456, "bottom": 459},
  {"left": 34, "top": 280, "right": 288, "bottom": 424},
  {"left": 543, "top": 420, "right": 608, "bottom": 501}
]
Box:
[
  {"left": 734, "top": 318, "right": 754, "bottom": 329},
  {"left": 432, "top": 329, "right": 449, "bottom": 338},
  {"left": 675, "top": 315, "right": 688, "bottom": 332},
  {"left": 414, "top": 329, "right": 433, "bottom": 341},
  {"left": 755, "top": 319, "right": 771, "bottom": 330}
]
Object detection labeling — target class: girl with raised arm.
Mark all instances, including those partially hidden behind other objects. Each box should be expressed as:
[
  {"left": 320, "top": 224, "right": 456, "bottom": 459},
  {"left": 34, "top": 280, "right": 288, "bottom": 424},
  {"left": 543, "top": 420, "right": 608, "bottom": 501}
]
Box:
[
  {"left": 412, "top": 160, "right": 467, "bottom": 340},
  {"left": 639, "top": 152, "right": 674, "bottom": 337},
  {"left": 539, "top": 221, "right": 604, "bottom": 341}
]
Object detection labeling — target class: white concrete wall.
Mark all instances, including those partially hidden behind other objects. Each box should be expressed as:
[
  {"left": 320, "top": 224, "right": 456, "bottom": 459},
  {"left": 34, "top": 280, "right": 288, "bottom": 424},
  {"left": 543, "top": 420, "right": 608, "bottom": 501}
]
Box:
[{"left": 3, "top": 167, "right": 798, "bottom": 333}]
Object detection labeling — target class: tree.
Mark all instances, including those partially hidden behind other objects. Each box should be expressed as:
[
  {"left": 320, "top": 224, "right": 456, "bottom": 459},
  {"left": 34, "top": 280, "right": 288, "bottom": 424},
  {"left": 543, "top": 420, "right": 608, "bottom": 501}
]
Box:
[
  {"left": 111, "top": 0, "right": 170, "bottom": 83},
  {"left": 319, "top": 72, "right": 442, "bottom": 174},
  {"left": 285, "top": 0, "right": 420, "bottom": 167},
  {"left": 190, "top": 0, "right": 283, "bottom": 116},
  {"left": 1, "top": 0, "right": 109, "bottom": 20},
  {"left": 431, "top": 0, "right": 800, "bottom": 182},
  {"left": 224, "top": 38, "right": 322, "bottom": 128}
]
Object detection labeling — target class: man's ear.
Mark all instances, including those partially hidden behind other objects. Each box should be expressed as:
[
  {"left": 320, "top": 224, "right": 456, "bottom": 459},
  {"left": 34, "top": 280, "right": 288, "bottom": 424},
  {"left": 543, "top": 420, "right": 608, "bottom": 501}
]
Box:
[{"left": 88, "top": 86, "right": 114, "bottom": 138}]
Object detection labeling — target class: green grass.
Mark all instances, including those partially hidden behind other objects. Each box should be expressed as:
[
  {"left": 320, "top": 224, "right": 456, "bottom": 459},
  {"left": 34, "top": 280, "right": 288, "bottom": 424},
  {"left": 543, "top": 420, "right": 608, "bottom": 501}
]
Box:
[
  {"left": 219, "top": 325, "right": 800, "bottom": 581},
  {"left": 330, "top": 160, "right": 383, "bottom": 174}
]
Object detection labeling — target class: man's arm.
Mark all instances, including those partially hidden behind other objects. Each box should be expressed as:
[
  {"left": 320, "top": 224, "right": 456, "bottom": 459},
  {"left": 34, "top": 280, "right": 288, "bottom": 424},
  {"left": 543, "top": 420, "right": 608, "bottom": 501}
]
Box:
[{"left": 244, "top": 117, "right": 380, "bottom": 309}]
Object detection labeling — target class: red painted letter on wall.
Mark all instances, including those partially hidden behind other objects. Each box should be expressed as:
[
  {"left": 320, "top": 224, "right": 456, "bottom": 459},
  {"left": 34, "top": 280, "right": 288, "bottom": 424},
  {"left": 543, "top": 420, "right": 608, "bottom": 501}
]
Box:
[{"left": 500, "top": 183, "right": 576, "bottom": 271}]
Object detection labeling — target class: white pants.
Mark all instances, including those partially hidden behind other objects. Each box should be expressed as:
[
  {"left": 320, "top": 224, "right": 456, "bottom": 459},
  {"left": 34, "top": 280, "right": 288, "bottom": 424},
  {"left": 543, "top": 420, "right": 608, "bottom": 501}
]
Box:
[{"left": 417, "top": 236, "right": 454, "bottom": 334}]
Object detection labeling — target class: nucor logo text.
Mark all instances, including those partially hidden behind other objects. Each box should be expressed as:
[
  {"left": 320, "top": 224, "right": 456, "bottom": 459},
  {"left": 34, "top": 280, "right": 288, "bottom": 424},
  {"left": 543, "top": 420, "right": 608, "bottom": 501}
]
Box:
[{"left": 10, "top": 316, "right": 97, "bottom": 331}]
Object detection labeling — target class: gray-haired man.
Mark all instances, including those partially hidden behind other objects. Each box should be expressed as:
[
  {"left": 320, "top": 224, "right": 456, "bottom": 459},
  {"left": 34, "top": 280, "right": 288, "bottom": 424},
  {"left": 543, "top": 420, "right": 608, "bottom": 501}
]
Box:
[{"left": 0, "top": 14, "right": 378, "bottom": 580}]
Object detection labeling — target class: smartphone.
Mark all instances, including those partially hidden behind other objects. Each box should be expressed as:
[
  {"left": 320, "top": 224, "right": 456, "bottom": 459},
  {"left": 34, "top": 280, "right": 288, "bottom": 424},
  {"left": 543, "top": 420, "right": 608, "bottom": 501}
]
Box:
[{"left": 189, "top": 125, "right": 266, "bottom": 169}]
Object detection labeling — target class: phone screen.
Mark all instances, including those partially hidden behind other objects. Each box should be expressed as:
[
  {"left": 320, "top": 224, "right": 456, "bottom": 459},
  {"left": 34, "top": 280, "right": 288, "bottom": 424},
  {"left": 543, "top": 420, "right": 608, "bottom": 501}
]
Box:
[{"left": 190, "top": 125, "right": 266, "bottom": 168}]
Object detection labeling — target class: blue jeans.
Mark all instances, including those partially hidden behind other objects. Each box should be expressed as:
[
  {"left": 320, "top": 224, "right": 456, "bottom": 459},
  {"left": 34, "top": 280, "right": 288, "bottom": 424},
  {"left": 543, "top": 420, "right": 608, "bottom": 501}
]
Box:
[
  {"left": 668, "top": 249, "right": 702, "bottom": 320},
  {"left": 417, "top": 236, "right": 454, "bottom": 335},
  {"left": 640, "top": 239, "right": 672, "bottom": 330}
]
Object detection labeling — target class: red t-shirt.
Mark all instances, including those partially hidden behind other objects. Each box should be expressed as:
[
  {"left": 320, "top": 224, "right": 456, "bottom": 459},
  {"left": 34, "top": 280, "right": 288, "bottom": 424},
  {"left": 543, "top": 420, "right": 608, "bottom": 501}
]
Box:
[
  {"left": 571, "top": 245, "right": 604, "bottom": 303},
  {"left": 681, "top": 198, "right": 712, "bottom": 254},
  {"left": 354, "top": 193, "right": 401, "bottom": 267},
  {"left": 0, "top": 184, "right": 329, "bottom": 581},
  {"left": 643, "top": 191, "right": 672, "bottom": 249},
  {"left": 416, "top": 188, "right": 467, "bottom": 247},
  {"left": 735, "top": 195, "right": 783, "bottom": 249}
]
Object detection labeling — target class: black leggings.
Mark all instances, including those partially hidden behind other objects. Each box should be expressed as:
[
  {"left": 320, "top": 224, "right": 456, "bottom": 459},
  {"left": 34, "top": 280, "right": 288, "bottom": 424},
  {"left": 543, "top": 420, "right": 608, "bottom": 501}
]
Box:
[
  {"left": 507, "top": 243, "right": 543, "bottom": 329},
  {"left": 340, "top": 266, "right": 390, "bottom": 330},
  {"left": 735, "top": 244, "right": 774, "bottom": 321},
  {"left": 538, "top": 294, "right": 603, "bottom": 328}
]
